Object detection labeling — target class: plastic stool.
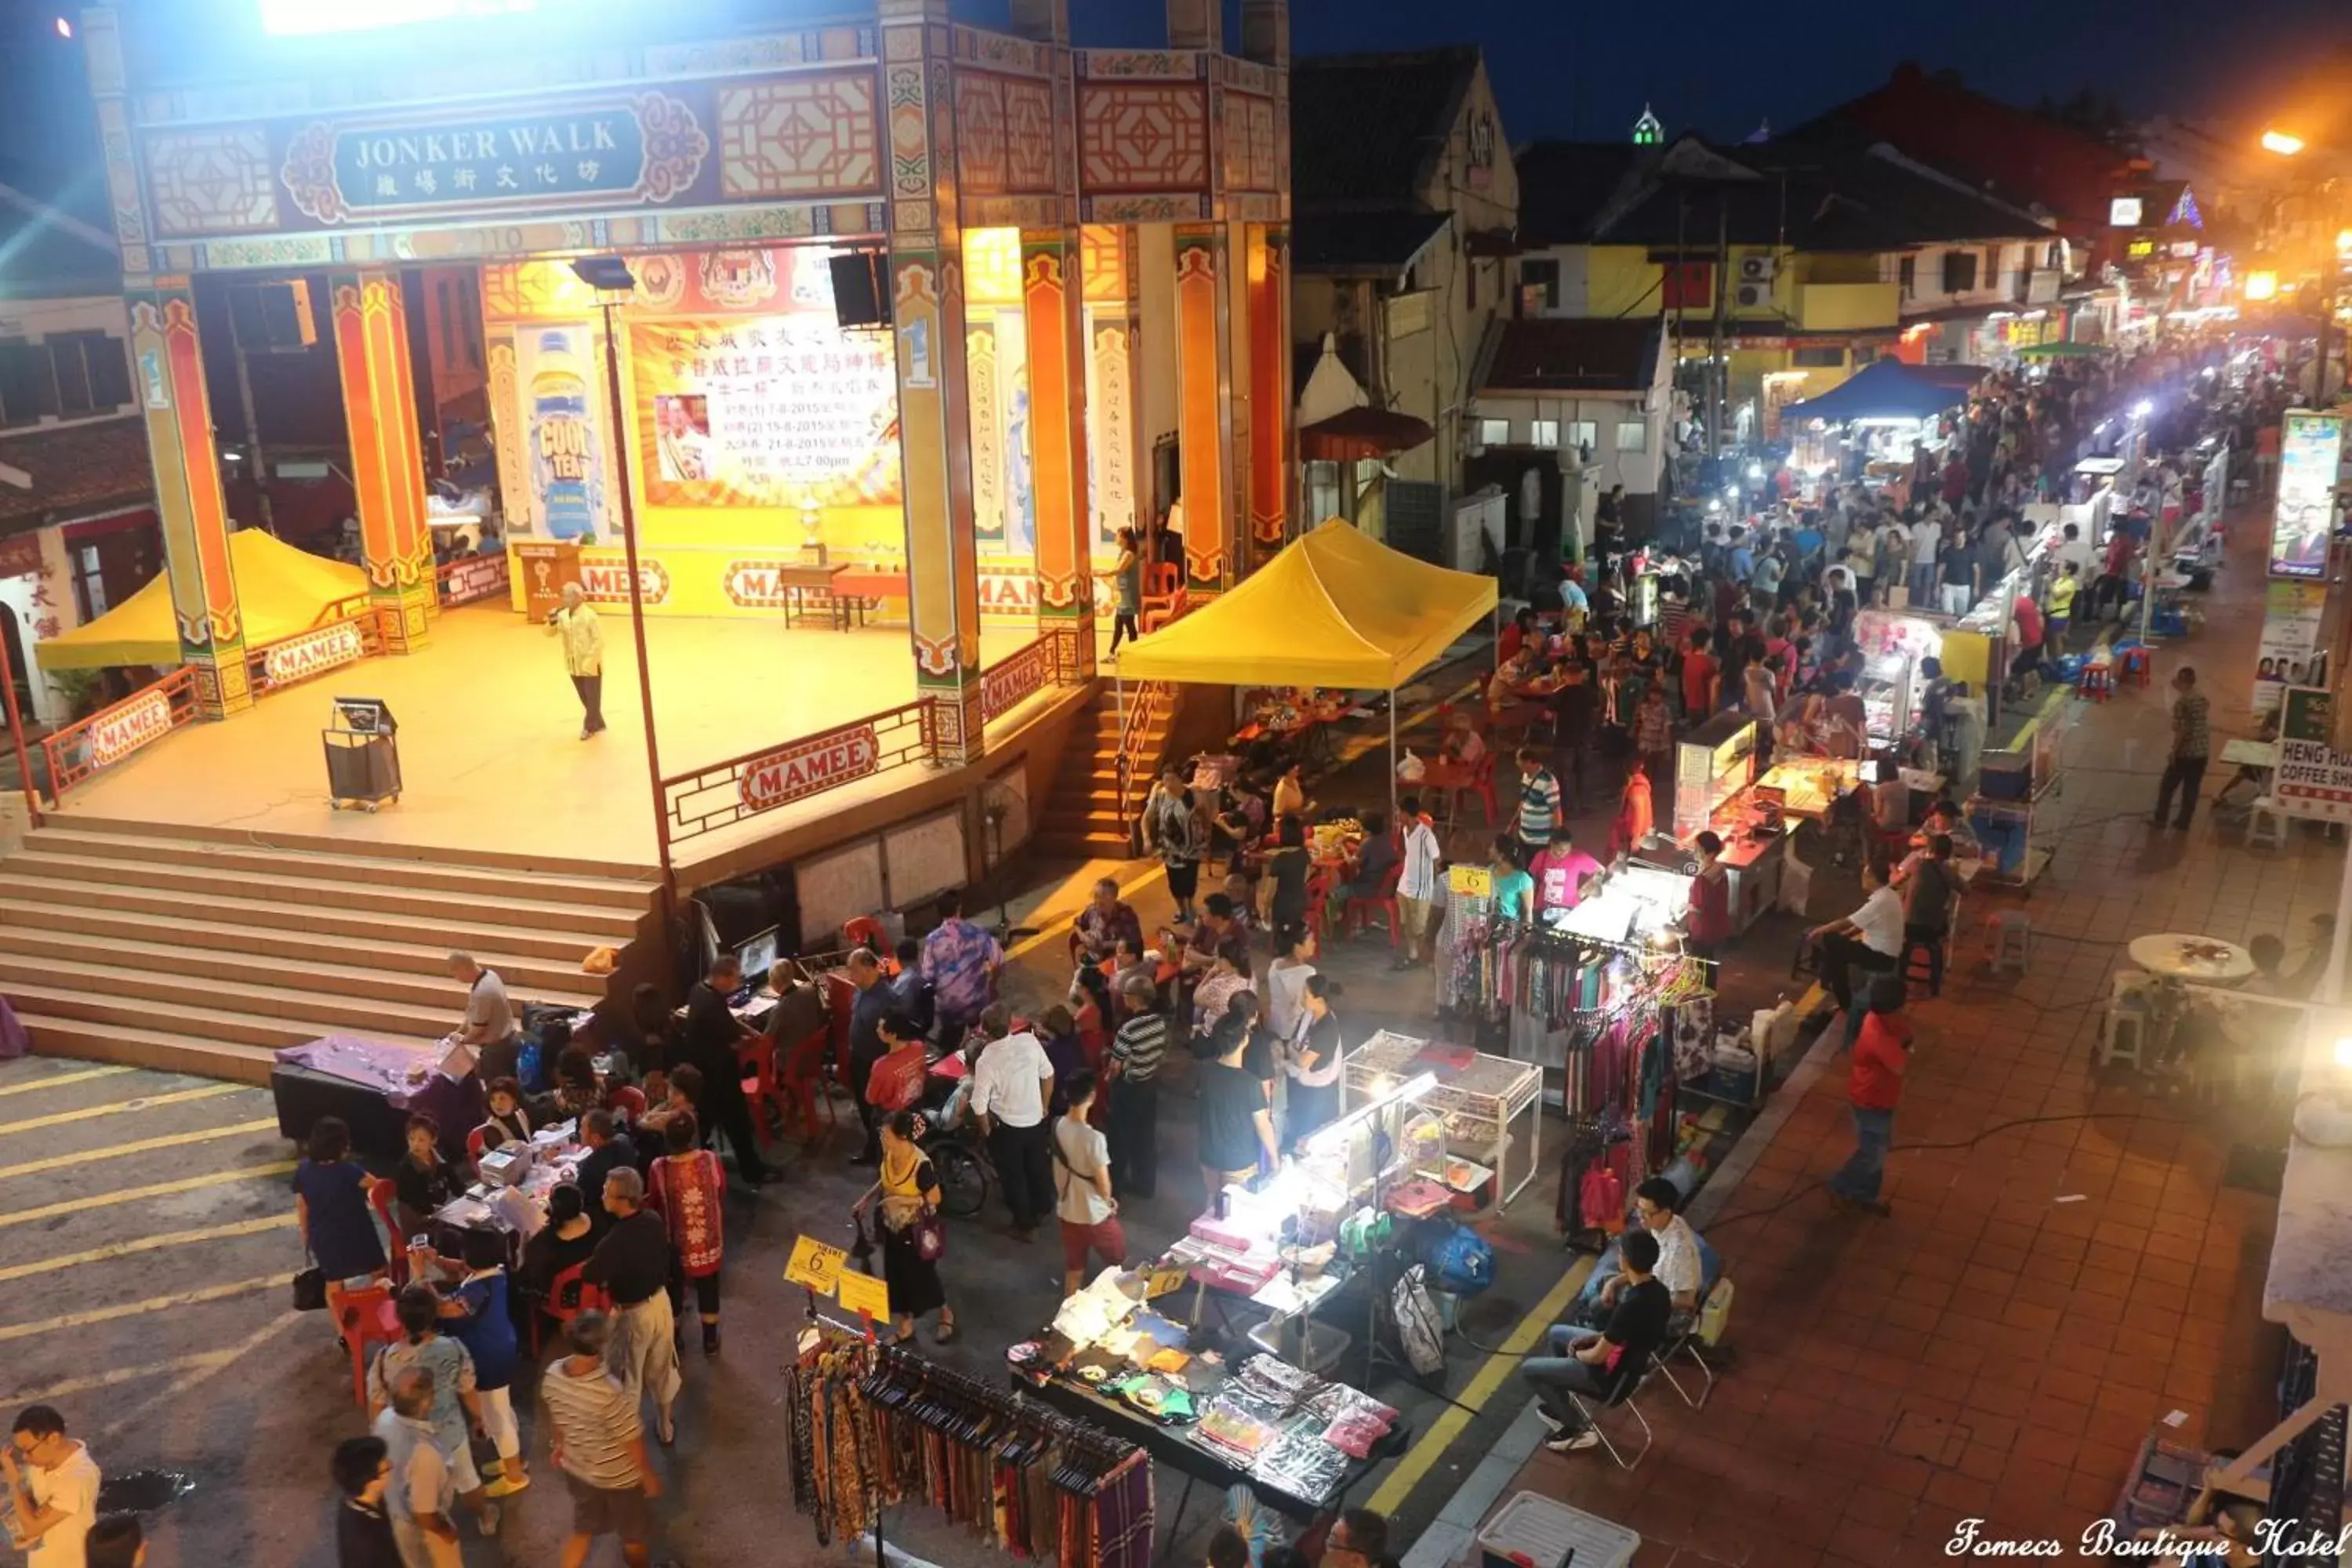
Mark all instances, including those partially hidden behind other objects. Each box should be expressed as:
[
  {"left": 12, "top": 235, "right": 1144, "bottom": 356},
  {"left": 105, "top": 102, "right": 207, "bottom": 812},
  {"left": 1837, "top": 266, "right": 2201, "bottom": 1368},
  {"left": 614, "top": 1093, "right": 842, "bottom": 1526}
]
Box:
[
  {"left": 2101, "top": 1003, "right": 2147, "bottom": 1070},
  {"left": 2118, "top": 647, "right": 2152, "bottom": 688},
  {"left": 1903, "top": 931, "right": 1948, "bottom": 996},
  {"left": 2247, "top": 797, "right": 2290, "bottom": 851},
  {"left": 2078, "top": 663, "right": 2113, "bottom": 702},
  {"left": 1988, "top": 911, "right": 2031, "bottom": 975}
]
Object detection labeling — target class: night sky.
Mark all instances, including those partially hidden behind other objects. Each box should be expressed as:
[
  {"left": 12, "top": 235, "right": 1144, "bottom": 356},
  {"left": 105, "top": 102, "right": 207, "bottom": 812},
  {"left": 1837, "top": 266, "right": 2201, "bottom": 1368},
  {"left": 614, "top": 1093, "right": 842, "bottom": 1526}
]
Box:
[{"left": 1, "top": 0, "right": 2349, "bottom": 198}]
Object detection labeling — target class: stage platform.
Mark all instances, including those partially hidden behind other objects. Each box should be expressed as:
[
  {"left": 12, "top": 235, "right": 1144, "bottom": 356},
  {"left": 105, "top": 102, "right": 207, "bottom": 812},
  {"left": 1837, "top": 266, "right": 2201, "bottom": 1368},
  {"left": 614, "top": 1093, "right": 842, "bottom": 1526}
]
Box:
[{"left": 51, "top": 606, "right": 1051, "bottom": 877}]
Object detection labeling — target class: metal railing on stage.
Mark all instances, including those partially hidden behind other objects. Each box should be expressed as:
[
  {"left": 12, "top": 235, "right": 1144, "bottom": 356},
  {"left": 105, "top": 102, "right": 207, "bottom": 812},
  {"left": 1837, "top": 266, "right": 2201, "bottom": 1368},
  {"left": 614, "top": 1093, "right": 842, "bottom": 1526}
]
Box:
[
  {"left": 246, "top": 599, "right": 387, "bottom": 699},
  {"left": 979, "top": 630, "right": 1058, "bottom": 727},
  {"left": 659, "top": 698, "right": 938, "bottom": 847},
  {"left": 40, "top": 666, "right": 202, "bottom": 799}
]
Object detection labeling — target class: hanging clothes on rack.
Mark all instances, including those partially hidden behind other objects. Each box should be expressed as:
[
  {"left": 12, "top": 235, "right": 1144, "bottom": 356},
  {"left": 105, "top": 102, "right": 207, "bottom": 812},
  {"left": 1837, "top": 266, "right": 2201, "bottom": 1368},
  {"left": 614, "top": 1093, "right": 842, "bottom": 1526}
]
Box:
[{"left": 784, "top": 1330, "right": 1156, "bottom": 1568}]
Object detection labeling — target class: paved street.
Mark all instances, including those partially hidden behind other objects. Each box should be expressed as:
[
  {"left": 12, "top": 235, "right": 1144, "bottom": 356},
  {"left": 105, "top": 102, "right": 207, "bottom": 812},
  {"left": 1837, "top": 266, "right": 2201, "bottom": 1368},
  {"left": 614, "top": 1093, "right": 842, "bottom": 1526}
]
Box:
[{"left": 1423, "top": 503, "right": 2340, "bottom": 1567}]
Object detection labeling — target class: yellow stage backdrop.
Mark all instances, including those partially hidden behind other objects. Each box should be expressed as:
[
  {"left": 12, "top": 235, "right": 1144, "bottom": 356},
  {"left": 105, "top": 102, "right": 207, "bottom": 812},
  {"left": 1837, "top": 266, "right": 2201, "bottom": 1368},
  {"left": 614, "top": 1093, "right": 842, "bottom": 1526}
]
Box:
[
  {"left": 483, "top": 240, "right": 1127, "bottom": 624},
  {"left": 483, "top": 246, "right": 909, "bottom": 611}
]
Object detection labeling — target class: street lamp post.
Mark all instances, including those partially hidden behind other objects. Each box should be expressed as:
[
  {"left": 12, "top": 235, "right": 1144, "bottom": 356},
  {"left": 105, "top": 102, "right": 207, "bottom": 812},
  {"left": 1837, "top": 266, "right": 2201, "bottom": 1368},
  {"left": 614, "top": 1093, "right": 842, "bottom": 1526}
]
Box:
[{"left": 568, "top": 256, "right": 675, "bottom": 894}]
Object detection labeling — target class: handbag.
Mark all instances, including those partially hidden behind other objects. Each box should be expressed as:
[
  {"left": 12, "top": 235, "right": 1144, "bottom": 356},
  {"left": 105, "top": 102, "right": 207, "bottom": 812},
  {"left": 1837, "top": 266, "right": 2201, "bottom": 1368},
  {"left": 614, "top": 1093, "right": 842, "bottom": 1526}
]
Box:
[
  {"left": 292, "top": 1264, "right": 328, "bottom": 1312},
  {"left": 912, "top": 1205, "right": 946, "bottom": 1263}
]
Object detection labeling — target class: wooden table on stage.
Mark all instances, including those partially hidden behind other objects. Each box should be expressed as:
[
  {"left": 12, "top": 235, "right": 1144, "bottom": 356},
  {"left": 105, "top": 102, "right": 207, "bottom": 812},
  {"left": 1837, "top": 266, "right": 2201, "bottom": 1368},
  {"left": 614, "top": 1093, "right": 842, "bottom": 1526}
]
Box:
[{"left": 772, "top": 562, "right": 862, "bottom": 630}]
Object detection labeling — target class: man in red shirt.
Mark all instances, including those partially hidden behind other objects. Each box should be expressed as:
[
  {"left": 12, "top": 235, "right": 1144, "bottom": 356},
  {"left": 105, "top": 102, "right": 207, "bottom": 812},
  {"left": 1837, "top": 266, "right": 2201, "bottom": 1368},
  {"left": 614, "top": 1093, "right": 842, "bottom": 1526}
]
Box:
[
  {"left": 1680, "top": 627, "right": 1720, "bottom": 720},
  {"left": 1829, "top": 976, "right": 1908, "bottom": 1216}
]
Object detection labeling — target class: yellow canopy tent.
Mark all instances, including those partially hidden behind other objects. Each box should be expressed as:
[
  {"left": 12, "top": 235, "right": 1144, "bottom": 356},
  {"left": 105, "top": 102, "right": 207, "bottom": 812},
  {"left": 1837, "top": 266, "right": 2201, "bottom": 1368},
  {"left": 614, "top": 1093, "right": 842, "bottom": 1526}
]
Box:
[
  {"left": 1113, "top": 518, "right": 1497, "bottom": 688},
  {"left": 38, "top": 530, "right": 366, "bottom": 671},
  {"left": 1112, "top": 519, "right": 1497, "bottom": 812}
]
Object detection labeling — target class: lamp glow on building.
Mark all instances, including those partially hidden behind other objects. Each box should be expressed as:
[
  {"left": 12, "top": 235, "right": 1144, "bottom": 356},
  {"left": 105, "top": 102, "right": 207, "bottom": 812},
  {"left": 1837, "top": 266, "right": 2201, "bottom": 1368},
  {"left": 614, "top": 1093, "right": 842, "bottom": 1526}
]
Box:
[
  {"left": 2246, "top": 270, "right": 2281, "bottom": 303},
  {"left": 2262, "top": 129, "right": 2307, "bottom": 157}
]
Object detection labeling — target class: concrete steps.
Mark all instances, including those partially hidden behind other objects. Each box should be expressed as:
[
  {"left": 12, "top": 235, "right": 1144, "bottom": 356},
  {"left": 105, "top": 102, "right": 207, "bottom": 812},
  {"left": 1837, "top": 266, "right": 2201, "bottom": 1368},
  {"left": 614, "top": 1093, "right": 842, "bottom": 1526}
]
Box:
[
  {"left": 0, "top": 821, "right": 661, "bottom": 1087},
  {"left": 1036, "top": 686, "right": 1179, "bottom": 857},
  {"left": 9, "top": 1014, "right": 285, "bottom": 1083},
  {"left": 0, "top": 927, "right": 606, "bottom": 1011}
]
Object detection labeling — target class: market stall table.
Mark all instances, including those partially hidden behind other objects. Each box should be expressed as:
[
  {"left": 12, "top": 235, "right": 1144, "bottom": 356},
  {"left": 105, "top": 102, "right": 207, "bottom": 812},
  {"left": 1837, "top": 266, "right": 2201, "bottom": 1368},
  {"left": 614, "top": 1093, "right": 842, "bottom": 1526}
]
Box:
[
  {"left": 2127, "top": 933, "right": 2256, "bottom": 985},
  {"left": 1345, "top": 1032, "right": 1543, "bottom": 1210},
  {"left": 271, "top": 1036, "right": 484, "bottom": 1163},
  {"left": 1014, "top": 1356, "right": 1406, "bottom": 1531}
]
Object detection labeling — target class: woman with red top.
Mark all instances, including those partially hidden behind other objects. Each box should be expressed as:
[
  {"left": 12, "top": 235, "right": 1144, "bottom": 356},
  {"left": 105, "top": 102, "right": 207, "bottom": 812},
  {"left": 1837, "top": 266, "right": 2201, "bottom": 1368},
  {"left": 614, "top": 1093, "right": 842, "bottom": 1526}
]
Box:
[
  {"left": 1682, "top": 831, "right": 1734, "bottom": 973},
  {"left": 1610, "top": 756, "right": 1655, "bottom": 858},
  {"left": 648, "top": 1112, "right": 728, "bottom": 1355}
]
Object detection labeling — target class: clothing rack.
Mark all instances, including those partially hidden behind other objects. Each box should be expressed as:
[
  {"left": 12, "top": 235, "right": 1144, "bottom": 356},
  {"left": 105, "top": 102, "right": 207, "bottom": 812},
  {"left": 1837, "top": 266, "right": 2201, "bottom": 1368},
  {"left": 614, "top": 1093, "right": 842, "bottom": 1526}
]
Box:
[{"left": 785, "top": 1325, "right": 1154, "bottom": 1568}]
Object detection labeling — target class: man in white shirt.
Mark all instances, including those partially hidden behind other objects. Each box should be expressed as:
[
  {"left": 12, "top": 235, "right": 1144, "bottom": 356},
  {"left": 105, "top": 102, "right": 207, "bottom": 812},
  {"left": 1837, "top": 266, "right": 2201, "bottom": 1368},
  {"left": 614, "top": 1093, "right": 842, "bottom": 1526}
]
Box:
[
  {"left": 1907, "top": 514, "right": 1942, "bottom": 608},
  {"left": 5, "top": 1406, "right": 100, "bottom": 1568},
  {"left": 1393, "top": 796, "right": 1443, "bottom": 970},
  {"left": 1807, "top": 858, "right": 1905, "bottom": 1042},
  {"left": 967, "top": 1003, "right": 1058, "bottom": 1242}
]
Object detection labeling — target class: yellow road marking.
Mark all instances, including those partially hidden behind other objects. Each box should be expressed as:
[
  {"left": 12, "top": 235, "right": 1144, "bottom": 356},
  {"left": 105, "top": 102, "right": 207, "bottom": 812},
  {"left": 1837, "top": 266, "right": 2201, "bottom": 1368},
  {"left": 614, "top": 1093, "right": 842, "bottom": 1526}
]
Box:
[
  {"left": 0, "top": 1065, "right": 134, "bottom": 1098},
  {"left": 0, "top": 1161, "right": 298, "bottom": 1229},
  {"left": 0, "top": 1118, "right": 279, "bottom": 1181},
  {"left": 1364, "top": 1254, "right": 1596, "bottom": 1516},
  {"left": 0, "top": 1273, "right": 294, "bottom": 1343},
  {"left": 0, "top": 1214, "right": 296, "bottom": 1283},
  {"left": 0, "top": 1083, "right": 246, "bottom": 1137}
]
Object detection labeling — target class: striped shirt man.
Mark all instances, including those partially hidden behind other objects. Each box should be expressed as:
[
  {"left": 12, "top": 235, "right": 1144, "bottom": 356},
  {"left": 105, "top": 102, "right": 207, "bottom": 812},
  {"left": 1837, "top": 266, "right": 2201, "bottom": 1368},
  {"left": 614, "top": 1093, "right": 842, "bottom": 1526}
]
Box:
[
  {"left": 1111, "top": 1011, "right": 1168, "bottom": 1083},
  {"left": 537, "top": 1357, "right": 644, "bottom": 1490}
]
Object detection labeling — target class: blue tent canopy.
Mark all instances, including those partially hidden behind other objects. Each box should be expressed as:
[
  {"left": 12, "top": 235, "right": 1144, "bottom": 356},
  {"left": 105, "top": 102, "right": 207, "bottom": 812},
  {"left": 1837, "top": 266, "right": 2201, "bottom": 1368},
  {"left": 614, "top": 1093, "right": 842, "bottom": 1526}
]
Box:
[{"left": 1782, "top": 358, "right": 1965, "bottom": 424}]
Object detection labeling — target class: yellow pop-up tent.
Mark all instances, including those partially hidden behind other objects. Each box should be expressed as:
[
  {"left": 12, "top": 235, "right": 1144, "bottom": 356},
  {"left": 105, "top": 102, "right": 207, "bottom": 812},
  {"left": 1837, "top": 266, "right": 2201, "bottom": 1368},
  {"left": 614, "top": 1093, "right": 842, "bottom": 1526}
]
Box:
[
  {"left": 38, "top": 530, "right": 367, "bottom": 670},
  {"left": 1113, "top": 518, "right": 1496, "bottom": 689},
  {"left": 1112, "top": 519, "right": 1497, "bottom": 812}
]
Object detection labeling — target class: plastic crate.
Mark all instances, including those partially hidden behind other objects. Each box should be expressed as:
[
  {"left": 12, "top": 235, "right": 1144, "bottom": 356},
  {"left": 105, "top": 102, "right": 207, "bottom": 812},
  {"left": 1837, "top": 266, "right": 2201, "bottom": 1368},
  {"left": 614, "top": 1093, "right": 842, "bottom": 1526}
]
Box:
[{"left": 1475, "top": 1490, "right": 1639, "bottom": 1568}]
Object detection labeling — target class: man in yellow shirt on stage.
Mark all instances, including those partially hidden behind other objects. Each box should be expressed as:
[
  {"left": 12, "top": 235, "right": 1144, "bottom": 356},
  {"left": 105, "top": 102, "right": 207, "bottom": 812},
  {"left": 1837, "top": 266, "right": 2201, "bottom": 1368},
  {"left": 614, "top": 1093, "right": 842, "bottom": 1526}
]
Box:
[{"left": 550, "top": 583, "right": 606, "bottom": 739}]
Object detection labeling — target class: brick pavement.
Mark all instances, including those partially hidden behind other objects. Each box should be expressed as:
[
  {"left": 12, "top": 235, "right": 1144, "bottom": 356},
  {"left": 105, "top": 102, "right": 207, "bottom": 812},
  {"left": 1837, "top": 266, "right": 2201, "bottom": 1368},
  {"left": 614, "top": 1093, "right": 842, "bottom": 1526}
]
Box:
[{"left": 1457, "top": 509, "right": 2344, "bottom": 1568}]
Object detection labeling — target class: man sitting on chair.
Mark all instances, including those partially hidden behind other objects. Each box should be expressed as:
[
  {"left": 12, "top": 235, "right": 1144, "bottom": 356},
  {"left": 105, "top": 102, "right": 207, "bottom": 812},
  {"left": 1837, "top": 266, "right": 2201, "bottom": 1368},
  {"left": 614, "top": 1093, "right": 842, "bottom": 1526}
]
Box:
[{"left": 1521, "top": 1229, "right": 1672, "bottom": 1454}]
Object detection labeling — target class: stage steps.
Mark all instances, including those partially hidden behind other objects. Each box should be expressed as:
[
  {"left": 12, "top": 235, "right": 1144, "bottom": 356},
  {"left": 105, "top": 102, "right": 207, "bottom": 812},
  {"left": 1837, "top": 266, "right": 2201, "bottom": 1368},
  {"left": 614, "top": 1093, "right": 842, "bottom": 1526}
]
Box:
[
  {"left": 1035, "top": 688, "right": 1176, "bottom": 859},
  {"left": 0, "top": 821, "right": 660, "bottom": 1087}
]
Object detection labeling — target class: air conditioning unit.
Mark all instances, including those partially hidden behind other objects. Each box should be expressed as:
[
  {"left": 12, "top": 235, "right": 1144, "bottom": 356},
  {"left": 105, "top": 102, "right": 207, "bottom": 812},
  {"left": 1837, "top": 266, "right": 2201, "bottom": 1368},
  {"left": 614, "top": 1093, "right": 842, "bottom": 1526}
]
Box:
[
  {"left": 1733, "top": 281, "right": 1773, "bottom": 310},
  {"left": 1737, "top": 253, "right": 1777, "bottom": 284}
]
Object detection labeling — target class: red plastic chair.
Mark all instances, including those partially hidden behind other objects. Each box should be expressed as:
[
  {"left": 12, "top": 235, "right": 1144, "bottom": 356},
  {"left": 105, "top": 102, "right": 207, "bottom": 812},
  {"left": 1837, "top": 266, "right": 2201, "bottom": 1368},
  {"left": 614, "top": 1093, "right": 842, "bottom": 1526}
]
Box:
[
  {"left": 2078, "top": 662, "right": 2113, "bottom": 702},
  {"left": 820, "top": 969, "right": 858, "bottom": 1081},
  {"left": 336, "top": 1283, "right": 401, "bottom": 1410},
  {"left": 608, "top": 1084, "right": 648, "bottom": 1121},
  {"left": 1140, "top": 562, "right": 1185, "bottom": 631},
  {"left": 777, "top": 1024, "right": 840, "bottom": 1143},
  {"left": 367, "top": 1178, "right": 408, "bottom": 1285},
  {"left": 465, "top": 1125, "right": 489, "bottom": 1174},
  {"left": 1468, "top": 751, "right": 1501, "bottom": 826},
  {"left": 733, "top": 1035, "right": 786, "bottom": 1132},
  {"left": 1343, "top": 859, "right": 1408, "bottom": 948},
  {"left": 843, "top": 916, "right": 888, "bottom": 955},
  {"left": 530, "top": 1261, "right": 612, "bottom": 1356},
  {"left": 1301, "top": 867, "right": 1340, "bottom": 946},
  {"left": 2118, "top": 645, "right": 2153, "bottom": 688}
]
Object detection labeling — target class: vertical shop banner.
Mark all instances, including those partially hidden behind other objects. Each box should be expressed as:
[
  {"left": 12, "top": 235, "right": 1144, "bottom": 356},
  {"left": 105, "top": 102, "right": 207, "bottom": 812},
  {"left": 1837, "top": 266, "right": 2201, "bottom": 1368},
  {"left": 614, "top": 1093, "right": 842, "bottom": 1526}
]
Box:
[
  {"left": 628, "top": 315, "right": 900, "bottom": 511},
  {"left": 1084, "top": 307, "right": 1136, "bottom": 556},
  {"left": 2276, "top": 686, "right": 2351, "bottom": 822},
  {"left": 993, "top": 307, "right": 1035, "bottom": 557},
  {"left": 2252, "top": 582, "right": 2329, "bottom": 714},
  {"left": 517, "top": 325, "right": 613, "bottom": 542},
  {"left": 2267, "top": 411, "right": 2341, "bottom": 580},
  {"left": 967, "top": 321, "right": 1003, "bottom": 545}
]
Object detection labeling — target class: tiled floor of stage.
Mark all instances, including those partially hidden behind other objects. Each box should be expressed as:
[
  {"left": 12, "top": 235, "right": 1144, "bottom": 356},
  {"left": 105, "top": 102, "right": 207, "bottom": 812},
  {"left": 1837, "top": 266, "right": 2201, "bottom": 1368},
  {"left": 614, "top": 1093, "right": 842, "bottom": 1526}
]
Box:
[{"left": 53, "top": 608, "right": 1041, "bottom": 866}]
